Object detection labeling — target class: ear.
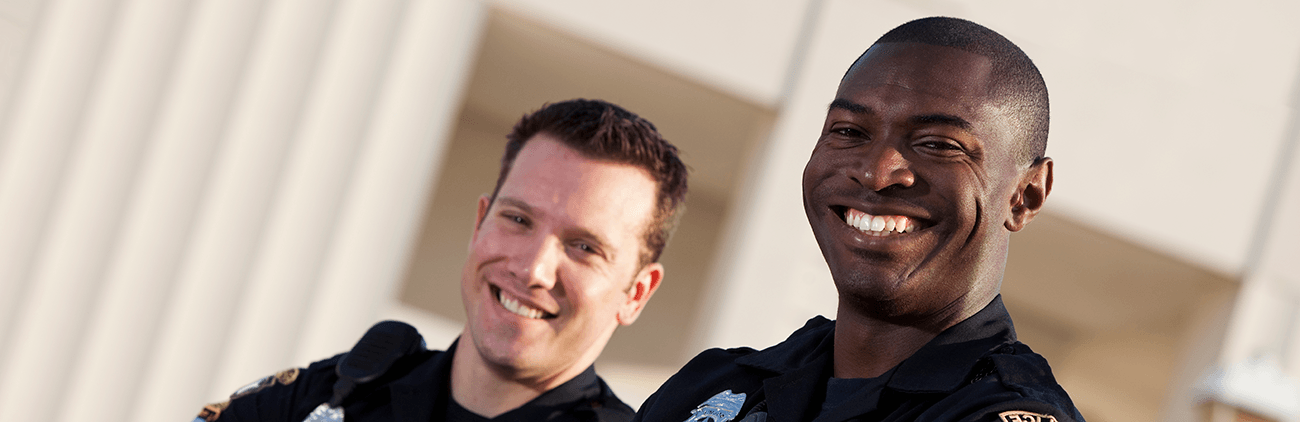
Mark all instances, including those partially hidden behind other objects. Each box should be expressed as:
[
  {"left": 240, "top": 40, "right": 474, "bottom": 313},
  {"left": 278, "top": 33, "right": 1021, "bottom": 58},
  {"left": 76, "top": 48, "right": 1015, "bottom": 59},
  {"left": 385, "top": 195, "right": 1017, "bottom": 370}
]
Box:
[
  {"left": 1005, "top": 157, "right": 1053, "bottom": 232},
  {"left": 616, "top": 262, "right": 663, "bottom": 326},
  {"left": 471, "top": 194, "right": 492, "bottom": 243}
]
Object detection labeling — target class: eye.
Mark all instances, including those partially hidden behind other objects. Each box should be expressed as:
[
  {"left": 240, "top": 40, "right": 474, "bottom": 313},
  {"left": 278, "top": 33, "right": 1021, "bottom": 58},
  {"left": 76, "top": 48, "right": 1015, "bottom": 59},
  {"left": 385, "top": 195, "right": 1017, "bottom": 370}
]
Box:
[
  {"left": 572, "top": 241, "right": 597, "bottom": 255},
  {"left": 915, "top": 138, "right": 966, "bottom": 157},
  {"left": 567, "top": 240, "right": 606, "bottom": 262},
  {"left": 920, "top": 140, "right": 959, "bottom": 150},
  {"left": 501, "top": 212, "right": 530, "bottom": 227},
  {"left": 823, "top": 125, "right": 870, "bottom": 149},
  {"left": 831, "top": 127, "right": 866, "bottom": 138}
]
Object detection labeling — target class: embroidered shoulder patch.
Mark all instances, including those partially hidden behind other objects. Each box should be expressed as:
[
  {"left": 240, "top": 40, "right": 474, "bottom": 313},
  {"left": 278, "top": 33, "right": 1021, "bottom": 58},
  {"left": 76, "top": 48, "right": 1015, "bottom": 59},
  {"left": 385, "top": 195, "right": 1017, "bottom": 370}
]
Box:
[
  {"left": 231, "top": 368, "right": 300, "bottom": 399},
  {"left": 998, "top": 410, "right": 1057, "bottom": 422},
  {"left": 685, "top": 390, "right": 746, "bottom": 422},
  {"left": 196, "top": 368, "right": 302, "bottom": 421},
  {"left": 196, "top": 401, "right": 228, "bottom": 422}
]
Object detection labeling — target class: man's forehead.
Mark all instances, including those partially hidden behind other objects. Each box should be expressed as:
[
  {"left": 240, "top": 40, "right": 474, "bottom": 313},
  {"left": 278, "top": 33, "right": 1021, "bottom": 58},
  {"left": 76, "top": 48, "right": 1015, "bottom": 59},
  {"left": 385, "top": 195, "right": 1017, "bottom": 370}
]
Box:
[
  {"left": 498, "top": 139, "right": 658, "bottom": 237},
  {"left": 841, "top": 42, "right": 996, "bottom": 100}
]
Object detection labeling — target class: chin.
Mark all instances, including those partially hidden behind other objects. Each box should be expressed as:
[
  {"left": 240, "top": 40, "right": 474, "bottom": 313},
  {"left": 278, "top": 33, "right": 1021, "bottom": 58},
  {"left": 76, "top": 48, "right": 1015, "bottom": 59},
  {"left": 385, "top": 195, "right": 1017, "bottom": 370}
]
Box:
[
  {"left": 477, "top": 339, "right": 539, "bottom": 371},
  {"left": 834, "top": 274, "right": 932, "bottom": 318}
]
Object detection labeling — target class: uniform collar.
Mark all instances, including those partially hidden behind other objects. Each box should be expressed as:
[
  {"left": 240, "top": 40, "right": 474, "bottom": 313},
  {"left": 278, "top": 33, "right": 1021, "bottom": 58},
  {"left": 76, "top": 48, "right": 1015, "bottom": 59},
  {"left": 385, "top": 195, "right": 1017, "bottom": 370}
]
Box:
[
  {"left": 386, "top": 338, "right": 610, "bottom": 421},
  {"left": 734, "top": 315, "right": 837, "bottom": 374},
  {"left": 886, "top": 295, "right": 1017, "bottom": 393},
  {"left": 495, "top": 365, "right": 604, "bottom": 419},
  {"left": 735, "top": 295, "right": 1017, "bottom": 394}
]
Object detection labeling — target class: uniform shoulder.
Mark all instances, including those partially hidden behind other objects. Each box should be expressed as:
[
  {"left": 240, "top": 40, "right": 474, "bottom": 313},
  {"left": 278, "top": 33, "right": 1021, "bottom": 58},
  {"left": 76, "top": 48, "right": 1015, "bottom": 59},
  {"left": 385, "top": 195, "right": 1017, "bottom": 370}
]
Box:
[
  {"left": 965, "top": 343, "right": 1086, "bottom": 422},
  {"left": 634, "top": 319, "right": 836, "bottom": 422},
  {"left": 631, "top": 346, "right": 763, "bottom": 421},
  {"left": 987, "top": 344, "right": 1076, "bottom": 405},
  {"left": 197, "top": 353, "right": 344, "bottom": 422},
  {"left": 199, "top": 321, "right": 436, "bottom": 421},
  {"left": 663, "top": 346, "right": 760, "bottom": 386}
]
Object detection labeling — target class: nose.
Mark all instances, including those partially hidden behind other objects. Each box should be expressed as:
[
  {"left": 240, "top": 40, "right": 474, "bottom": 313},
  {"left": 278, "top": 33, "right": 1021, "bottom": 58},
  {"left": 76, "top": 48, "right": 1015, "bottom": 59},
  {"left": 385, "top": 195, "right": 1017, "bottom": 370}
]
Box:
[
  {"left": 852, "top": 143, "right": 915, "bottom": 191},
  {"left": 508, "top": 236, "right": 560, "bottom": 290}
]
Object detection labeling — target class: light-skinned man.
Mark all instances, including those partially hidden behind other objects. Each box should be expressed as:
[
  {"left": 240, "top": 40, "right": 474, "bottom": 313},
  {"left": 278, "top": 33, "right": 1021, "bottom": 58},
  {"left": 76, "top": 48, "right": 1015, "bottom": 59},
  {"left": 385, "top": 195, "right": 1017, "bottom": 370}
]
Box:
[{"left": 199, "top": 99, "right": 688, "bottom": 422}]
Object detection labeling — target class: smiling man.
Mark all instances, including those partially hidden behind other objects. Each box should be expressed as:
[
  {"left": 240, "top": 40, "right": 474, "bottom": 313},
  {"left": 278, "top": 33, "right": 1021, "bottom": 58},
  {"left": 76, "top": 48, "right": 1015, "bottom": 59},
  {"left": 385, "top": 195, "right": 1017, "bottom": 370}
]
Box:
[
  {"left": 635, "top": 17, "right": 1083, "bottom": 422},
  {"left": 198, "top": 99, "right": 688, "bottom": 422}
]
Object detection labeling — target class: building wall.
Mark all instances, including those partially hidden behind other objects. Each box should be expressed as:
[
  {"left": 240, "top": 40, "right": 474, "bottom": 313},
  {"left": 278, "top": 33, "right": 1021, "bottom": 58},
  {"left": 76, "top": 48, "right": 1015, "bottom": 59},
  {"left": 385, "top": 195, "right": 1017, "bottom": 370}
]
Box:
[
  {"left": 0, "top": 0, "right": 1298, "bottom": 421},
  {"left": 0, "top": 0, "right": 484, "bottom": 421}
]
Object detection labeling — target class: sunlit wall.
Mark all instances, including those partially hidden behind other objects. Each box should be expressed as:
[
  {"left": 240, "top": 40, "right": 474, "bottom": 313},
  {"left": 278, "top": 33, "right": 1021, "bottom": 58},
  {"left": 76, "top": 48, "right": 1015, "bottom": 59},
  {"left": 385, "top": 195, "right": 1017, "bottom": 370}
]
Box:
[{"left": 1, "top": 1, "right": 1297, "bottom": 422}]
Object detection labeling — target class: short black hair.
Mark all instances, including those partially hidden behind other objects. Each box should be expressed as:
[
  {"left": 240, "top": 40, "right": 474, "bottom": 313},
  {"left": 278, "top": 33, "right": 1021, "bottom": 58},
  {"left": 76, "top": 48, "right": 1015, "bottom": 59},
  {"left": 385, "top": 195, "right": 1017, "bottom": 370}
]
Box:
[
  {"left": 849, "top": 17, "right": 1049, "bottom": 163},
  {"left": 491, "top": 99, "right": 689, "bottom": 267}
]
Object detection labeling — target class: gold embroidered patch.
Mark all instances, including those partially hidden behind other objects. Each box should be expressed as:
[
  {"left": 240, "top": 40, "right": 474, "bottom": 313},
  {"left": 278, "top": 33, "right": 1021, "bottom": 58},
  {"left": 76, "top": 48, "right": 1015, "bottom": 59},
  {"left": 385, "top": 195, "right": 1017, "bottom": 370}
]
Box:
[
  {"left": 998, "top": 410, "right": 1057, "bottom": 422},
  {"left": 274, "top": 367, "right": 300, "bottom": 385},
  {"left": 197, "top": 368, "right": 301, "bottom": 421},
  {"left": 197, "top": 401, "right": 229, "bottom": 422},
  {"left": 230, "top": 367, "right": 301, "bottom": 400}
]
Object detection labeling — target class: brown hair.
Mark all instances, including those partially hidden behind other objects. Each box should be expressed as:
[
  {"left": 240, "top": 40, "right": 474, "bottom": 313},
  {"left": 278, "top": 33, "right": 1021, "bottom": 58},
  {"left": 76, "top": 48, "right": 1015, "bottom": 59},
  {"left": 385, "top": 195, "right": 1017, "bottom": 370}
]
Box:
[{"left": 489, "top": 99, "right": 689, "bottom": 266}]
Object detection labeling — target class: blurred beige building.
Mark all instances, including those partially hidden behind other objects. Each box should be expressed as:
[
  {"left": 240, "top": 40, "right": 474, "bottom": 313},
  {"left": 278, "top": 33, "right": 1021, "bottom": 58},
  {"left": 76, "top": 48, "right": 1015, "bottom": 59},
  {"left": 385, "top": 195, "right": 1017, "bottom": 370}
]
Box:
[{"left": 1, "top": 0, "right": 1299, "bottom": 421}]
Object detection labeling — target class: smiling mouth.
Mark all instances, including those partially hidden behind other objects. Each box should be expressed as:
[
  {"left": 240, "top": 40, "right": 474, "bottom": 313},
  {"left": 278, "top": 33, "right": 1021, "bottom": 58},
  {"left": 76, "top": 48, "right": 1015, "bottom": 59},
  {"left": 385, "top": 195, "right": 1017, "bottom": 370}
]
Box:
[
  {"left": 833, "top": 206, "right": 926, "bottom": 236},
  {"left": 492, "top": 286, "right": 556, "bottom": 319}
]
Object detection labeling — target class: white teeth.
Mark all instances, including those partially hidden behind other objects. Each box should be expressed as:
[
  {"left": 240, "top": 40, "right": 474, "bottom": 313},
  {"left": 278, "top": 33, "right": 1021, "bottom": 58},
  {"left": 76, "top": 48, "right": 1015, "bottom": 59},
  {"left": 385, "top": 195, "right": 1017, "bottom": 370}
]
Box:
[
  {"left": 497, "top": 290, "right": 547, "bottom": 319},
  {"left": 844, "top": 208, "right": 916, "bottom": 236}
]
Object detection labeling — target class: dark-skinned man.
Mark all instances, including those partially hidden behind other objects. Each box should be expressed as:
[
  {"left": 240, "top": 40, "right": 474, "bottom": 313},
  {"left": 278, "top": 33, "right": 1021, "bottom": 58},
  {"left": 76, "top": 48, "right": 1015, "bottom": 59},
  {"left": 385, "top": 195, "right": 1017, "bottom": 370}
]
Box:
[
  {"left": 635, "top": 17, "right": 1083, "bottom": 422},
  {"left": 196, "top": 99, "right": 689, "bottom": 422}
]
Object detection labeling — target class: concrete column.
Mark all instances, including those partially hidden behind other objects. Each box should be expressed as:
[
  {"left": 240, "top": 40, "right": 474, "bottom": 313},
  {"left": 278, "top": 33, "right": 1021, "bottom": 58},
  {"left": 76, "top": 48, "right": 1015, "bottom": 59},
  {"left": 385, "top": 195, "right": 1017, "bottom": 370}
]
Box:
[
  {"left": 211, "top": 0, "right": 411, "bottom": 393},
  {"left": 293, "top": 0, "right": 486, "bottom": 363},
  {"left": 0, "top": 0, "right": 118, "bottom": 363},
  {"left": 0, "top": 0, "right": 49, "bottom": 160},
  {"left": 131, "top": 0, "right": 340, "bottom": 420},
  {"left": 19, "top": 0, "right": 197, "bottom": 420},
  {"left": 0, "top": 0, "right": 123, "bottom": 420},
  {"left": 55, "top": 0, "right": 266, "bottom": 421},
  {"left": 1195, "top": 27, "right": 1300, "bottom": 422}
]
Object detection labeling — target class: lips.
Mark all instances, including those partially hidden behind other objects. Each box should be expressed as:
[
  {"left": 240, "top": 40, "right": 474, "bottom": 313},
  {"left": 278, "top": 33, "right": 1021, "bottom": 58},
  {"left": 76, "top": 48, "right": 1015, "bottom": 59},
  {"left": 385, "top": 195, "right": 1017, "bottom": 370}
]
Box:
[{"left": 492, "top": 286, "right": 556, "bottom": 319}]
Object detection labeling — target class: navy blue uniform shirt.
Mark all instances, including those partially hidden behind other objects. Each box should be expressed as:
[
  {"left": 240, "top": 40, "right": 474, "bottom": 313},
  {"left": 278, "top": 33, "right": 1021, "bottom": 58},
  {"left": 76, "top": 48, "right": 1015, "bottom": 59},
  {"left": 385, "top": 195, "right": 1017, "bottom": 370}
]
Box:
[
  {"left": 634, "top": 296, "right": 1084, "bottom": 422},
  {"left": 200, "top": 340, "right": 633, "bottom": 422}
]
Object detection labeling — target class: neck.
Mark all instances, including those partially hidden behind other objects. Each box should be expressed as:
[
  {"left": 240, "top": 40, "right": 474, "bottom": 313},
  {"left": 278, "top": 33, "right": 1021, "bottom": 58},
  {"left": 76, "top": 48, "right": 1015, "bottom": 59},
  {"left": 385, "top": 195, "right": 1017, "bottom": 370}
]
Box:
[
  {"left": 831, "top": 293, "right": 996, "bottom": 379},
  {"left": 449, "top": 335, "right": 573, "bottom": 418},
  {"left": 831, "top": 310, "right": 937, "bottom": 379}
]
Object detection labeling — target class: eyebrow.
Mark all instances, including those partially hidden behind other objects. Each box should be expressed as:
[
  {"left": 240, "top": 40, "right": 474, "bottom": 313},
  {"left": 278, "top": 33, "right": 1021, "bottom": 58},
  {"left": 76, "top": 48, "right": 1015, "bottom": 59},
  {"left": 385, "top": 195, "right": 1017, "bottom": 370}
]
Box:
[
  {"left": 494, "top": 196, "right": 616, "bottom": 259},
  {"left": 496, "top": 197, "right": 536, "bottom": 215},
  {"left": 829, "top": 99, "right": 973, "bottom": 131},
  {"left": 828, "top": 99, "right": 869, "bottom": 114},
  {"left": 910, "top": 114, "right": 972, "bottom": 131}
]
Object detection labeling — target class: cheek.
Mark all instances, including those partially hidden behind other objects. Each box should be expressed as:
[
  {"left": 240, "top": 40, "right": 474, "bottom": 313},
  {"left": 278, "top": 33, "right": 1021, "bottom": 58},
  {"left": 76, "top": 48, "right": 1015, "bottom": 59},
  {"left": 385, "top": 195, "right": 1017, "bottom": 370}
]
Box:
[
  {"left": 801, "top": 158, "right": 819, "bottom": 189},
  {"left": 568, "top": 274, "right": 631, "bottom": 315},
  {"left": 803, "top": 151, "right": 839, "bottom": 189}
]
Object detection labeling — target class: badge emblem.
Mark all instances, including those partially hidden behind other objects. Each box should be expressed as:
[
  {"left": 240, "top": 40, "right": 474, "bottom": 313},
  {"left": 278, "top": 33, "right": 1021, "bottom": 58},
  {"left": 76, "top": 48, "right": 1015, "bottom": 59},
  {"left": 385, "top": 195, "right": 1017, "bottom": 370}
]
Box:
[
  {"left": 685, "top": 390, "right": 746, "bottom": 422},
  {"left": 998, "top": 410, "right": 1057, "bottom": 422},
  {"left": 301, "top": 403, "right": 344, "bottom": 422}
]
